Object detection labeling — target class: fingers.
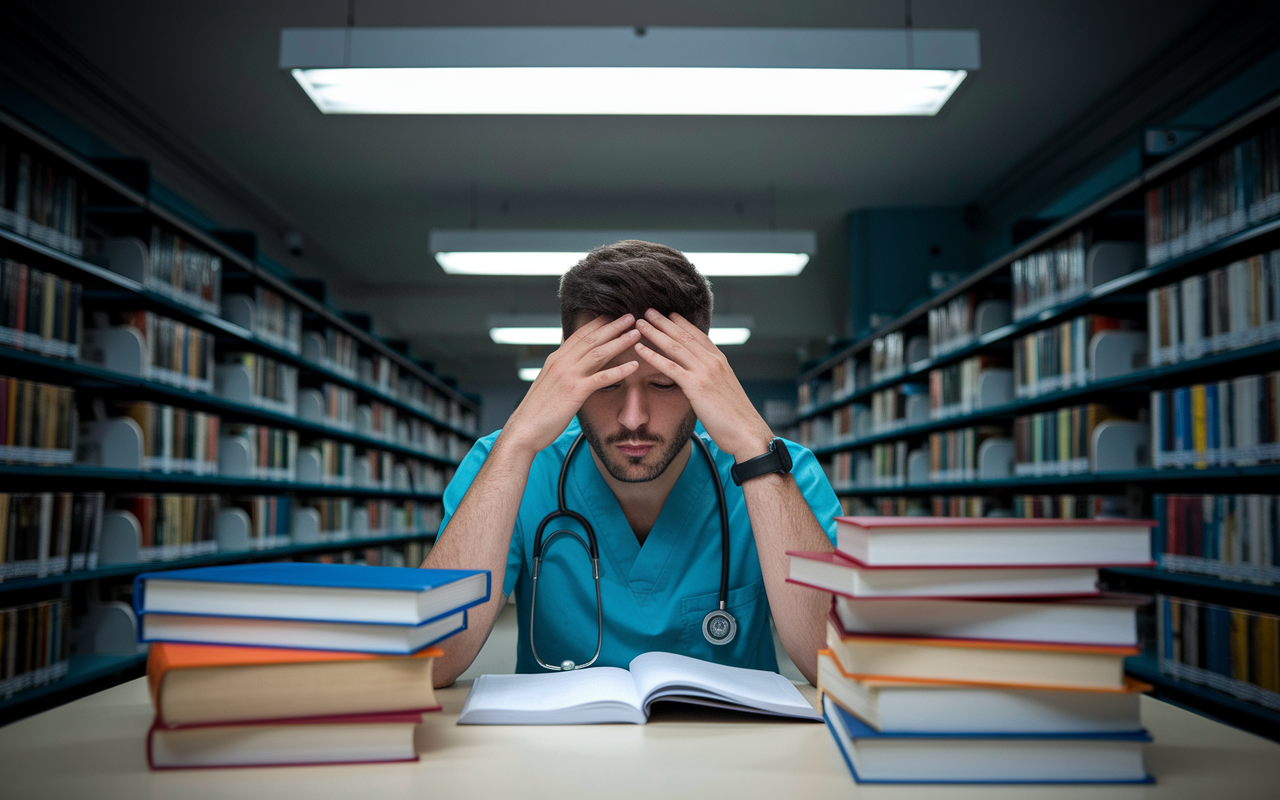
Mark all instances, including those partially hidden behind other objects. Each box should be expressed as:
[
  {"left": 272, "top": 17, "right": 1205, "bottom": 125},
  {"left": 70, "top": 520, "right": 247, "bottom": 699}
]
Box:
[
  {"left": 582, "top": 328, "right": 641, "bottom": 370},
  {"left": 642, "top": 310, "right": 718, "bottom": 354},
  {"left": 634, "top": 316, "right": 702, "bottom": 370},
  {"left": 633, "top": 340, "right": 685, "bottom": 380},
  {"left": 585, "top": 360, "right": 639, "bottom": 390},
  {"left": 564, "top": 314, "right": 635, "bottom": 355}
]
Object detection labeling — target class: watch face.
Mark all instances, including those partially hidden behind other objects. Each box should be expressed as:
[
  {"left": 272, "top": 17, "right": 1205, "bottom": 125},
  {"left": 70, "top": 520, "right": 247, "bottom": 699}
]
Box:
[{"left": 775, "top": 439, "right": 792, "bottom": 471}]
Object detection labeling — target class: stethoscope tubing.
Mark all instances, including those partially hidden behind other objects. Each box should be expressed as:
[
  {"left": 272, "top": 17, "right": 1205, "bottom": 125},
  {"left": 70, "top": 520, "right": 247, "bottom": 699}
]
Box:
[{"left": 529, "top": 431, "right": 733, "bottom": 670}]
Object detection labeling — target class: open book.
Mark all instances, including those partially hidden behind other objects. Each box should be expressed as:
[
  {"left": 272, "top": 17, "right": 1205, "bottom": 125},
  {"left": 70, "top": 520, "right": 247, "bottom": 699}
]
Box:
[{"left": 457, "top": 651, "right": 822, "bottom": 725}]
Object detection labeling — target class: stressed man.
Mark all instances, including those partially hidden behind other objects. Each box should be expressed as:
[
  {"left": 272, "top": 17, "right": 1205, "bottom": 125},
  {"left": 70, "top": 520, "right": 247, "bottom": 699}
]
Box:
[{"left": 423, "top": 240, "right": 838, "bottom": 686}]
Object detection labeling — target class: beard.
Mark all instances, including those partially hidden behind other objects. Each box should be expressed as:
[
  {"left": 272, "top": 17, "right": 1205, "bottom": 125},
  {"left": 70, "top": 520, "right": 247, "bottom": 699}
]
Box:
[{"left": 580, "top": 410, "right": 698, "bottom": 483}]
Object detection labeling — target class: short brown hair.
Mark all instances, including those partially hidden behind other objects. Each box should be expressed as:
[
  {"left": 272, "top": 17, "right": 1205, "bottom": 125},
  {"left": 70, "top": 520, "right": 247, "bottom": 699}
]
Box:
[{"left": 559, "top": 240, "right": 713, "bottom": 338}]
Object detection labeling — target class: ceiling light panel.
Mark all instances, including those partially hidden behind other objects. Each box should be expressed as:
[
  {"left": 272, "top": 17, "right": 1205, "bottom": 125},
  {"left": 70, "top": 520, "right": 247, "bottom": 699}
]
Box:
[
  {"left": 432, "top": 230, "right": 816, "bottom": 277},
  {"left": 281, "top": 28, "right": 979, "bottom": 117}
]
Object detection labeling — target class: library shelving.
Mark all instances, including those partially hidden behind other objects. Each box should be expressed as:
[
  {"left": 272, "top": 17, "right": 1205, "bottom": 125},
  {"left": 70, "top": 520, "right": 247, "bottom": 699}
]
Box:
[
  {"left": 795, "top": 89, "right": 1280, "bottom": 738},
  {"left": 0, "top": 104, "right": 479, "bottom": 722}
]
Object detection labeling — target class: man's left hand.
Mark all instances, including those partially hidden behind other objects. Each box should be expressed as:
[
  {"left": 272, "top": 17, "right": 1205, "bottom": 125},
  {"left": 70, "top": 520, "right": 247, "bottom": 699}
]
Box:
[{"left": 633, "top": 309, "right": 775, "bottom": 461}]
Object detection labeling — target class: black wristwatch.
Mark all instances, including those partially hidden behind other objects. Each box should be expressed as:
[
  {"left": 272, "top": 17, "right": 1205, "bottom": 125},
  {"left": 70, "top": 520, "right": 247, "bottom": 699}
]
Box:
[{"left": 730, "top": 438, "right": 793, "bottom": 486}]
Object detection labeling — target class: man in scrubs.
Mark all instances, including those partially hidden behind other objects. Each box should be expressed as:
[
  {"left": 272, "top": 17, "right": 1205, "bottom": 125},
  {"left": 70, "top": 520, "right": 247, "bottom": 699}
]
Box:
[{"left": 424, "top": 240, "right": 839, "bottom": 686}]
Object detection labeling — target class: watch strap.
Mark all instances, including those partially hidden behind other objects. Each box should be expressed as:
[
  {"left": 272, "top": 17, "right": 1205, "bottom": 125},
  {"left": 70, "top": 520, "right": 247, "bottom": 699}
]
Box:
[{"left": 730, "top": 438, "right": 793, "bottom": 486}]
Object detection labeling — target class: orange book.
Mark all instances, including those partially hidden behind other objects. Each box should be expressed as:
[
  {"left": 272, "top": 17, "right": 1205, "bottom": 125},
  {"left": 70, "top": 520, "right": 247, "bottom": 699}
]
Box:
[
  {"left": 826, "top": 615, "right": 1136, "bottom": 692},
  {"left": 148, "top": 641, "right": 444, "bottom": 728}
]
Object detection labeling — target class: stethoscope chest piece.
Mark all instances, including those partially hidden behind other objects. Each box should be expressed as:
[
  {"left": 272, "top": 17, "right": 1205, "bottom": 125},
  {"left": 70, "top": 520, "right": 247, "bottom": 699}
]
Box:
[{"left": 702, "top": 607, "right": 737, "bottom": 645}]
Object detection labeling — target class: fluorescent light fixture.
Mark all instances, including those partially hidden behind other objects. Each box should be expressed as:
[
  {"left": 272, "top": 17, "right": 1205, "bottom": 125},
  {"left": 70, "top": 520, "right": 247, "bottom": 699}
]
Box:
[
  {"left": 518, "top": 367, "right": 542, "bottom": 381},
  {"left": 433, "top": 230, "right": 816, "bottom": 277},
  {"left": 709, "top": 328, "right": 752, "bottom": 345},
  {"left": 291, "top": 67, "right": 966, "bottom": 116},
  {"left": 488, "top": 314, "right": 753, "bottom": 346},
  {"left": 280, "top": 28, "right": 979, "bottom": 117},
  {"left": 437, "top": 251, "right": 810, "bottom": 277},
  {"left": 491, "top": 327, "right": 563, "bottom": 345}
]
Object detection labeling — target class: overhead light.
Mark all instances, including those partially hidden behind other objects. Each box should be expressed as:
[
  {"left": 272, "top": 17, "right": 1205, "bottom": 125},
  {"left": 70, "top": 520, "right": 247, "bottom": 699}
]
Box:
[
  {"left": 488, "top": 315, "right": 753, "bottom": 345},
  {"left": 709, "top": 328, "right": 752, "bottom": 345},
  {"left": 518, "top": 367, "right": 542, "bottom": 381},
  {"left": 432, "top": 230, "right": 816, "bottom": 277},
  {"left": 491, "top": 327, "right": 564, "bottom": 345},
  {"left": 280, "top": 28, "right": 979, "bottom": 116}
]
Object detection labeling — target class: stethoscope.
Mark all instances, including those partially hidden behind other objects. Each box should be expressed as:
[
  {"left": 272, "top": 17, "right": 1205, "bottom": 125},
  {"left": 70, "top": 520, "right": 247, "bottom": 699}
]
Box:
[{"left": 529, "top": 432, "right": 737, "bottom": 671}]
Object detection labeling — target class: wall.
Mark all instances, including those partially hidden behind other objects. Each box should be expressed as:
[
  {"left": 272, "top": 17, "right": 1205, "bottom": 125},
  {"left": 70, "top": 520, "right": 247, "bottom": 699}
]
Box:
[{"left": 845, "top": 207, "right": 980, "bottom": 339}]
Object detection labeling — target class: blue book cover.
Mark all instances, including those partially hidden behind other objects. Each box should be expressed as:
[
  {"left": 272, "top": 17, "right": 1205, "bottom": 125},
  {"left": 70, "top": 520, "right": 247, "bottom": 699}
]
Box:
[
  {"left": 1205, "top": 383, "right": 1220, "bottom": 451},
  {"left": 1172, "top": 387, "right": 1191, "bottom": 454},
  {"left": 822, "top": 697, "right": 1154, "bottom": 785},
  {"left": 134, "top": 562, "right": 491, "bottom": 627}
]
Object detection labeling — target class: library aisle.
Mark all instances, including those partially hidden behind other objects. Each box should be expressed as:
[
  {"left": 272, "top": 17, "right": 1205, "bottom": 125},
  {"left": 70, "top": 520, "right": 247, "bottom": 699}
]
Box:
[{"left": 4, "top": 0, "right": 1280, "bottom": 791}]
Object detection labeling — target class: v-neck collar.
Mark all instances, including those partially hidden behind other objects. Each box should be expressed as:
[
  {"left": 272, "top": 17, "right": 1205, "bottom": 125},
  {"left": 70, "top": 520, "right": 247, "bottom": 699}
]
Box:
[{"left": 569, "top": 435, "right": 715, "bottom": 607}]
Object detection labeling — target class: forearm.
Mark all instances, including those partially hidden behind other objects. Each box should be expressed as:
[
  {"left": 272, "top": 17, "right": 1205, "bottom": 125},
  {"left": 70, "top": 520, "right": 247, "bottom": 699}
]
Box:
[
  {"left": 423, "top": 433, "right": 536, "bottom": 686},
  {"left": 741, "top": 473, "right": 834, "bottom": 685}
]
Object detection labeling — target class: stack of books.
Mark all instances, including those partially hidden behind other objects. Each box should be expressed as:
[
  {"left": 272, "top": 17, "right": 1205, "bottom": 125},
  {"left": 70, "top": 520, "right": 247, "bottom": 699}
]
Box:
[
  {"left": 133, "top": 561, "right": 489, "bottom": 769},
  {"left": 788, "top": 515, "right": 1157, "bottom": 785}
]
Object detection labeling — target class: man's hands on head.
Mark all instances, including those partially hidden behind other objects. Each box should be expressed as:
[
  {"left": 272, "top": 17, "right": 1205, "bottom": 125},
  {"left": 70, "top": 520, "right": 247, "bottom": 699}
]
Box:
[
  {"left": 633, "top": 310, "right": 775, "bottom": 462},
  {"left": 499, "top": 315, "right": 642, "bottom": 457}
]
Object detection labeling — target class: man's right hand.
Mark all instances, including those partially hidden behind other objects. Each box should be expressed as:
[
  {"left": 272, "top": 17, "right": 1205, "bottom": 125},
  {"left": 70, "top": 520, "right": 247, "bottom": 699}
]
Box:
[{"left": 499, "top": 314, "right": 640, "bottom": 455}]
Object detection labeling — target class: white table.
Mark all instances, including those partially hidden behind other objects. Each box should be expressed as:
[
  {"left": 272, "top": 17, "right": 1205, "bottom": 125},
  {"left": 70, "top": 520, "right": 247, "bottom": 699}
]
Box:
[{"left": 1, "top": 676, "right": 1278, "bottom": 800}]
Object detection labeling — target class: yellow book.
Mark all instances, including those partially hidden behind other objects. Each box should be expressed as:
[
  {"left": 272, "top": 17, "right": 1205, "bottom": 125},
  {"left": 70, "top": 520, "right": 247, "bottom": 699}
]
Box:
[
  {"left": 1230, "top": 610, "right": 1250, "bottom": 683},
  {"left": 1255, "top": 615, "right": 1279, "bottom": 692},
  {"left": 1191, "top": 384, "right": 1208, "bottom": 468}
]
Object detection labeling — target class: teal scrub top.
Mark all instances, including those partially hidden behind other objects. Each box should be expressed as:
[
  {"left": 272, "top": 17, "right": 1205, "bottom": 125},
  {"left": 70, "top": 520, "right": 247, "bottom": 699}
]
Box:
[{"left": 438, "top": 419, "right": 841, "bottom": 673}]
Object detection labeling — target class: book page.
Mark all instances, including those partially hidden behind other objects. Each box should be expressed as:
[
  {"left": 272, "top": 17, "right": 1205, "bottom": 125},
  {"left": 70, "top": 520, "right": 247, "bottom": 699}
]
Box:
[
  {"left": 457, "top": 668, "right": 645, "bottom": 724},
  {"left": 627, "top": 652, "right": 821, "bottom": 720}
]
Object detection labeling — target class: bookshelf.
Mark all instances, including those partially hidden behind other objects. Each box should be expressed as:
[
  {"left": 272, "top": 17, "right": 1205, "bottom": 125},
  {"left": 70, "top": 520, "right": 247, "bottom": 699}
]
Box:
[
  {"left": 0, "top": 104, "right": 478, "bottom": 721},
  {"left": 796, "top": 89, "right": 1280, "bottom": 739}
]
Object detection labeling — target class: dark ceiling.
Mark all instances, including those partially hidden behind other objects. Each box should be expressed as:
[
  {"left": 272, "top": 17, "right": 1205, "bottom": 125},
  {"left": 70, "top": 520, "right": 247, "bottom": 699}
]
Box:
[{"left": 18, "top": 0, "right": 1235, "bottom": 395}]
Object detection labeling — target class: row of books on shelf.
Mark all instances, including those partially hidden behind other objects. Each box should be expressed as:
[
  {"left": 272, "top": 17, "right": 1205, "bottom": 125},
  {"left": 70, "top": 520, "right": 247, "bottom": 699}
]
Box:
[
  {"left": 0, "top": 598, "right": 68, "bottom": 699},
  {"left": 1154, "top": 493, "right": 1280, "bottom": 585},
  {"left": 1159, "top": 594, "right": 1280, "bottom": 713},
  {"left": 1, "top": 258, "right": 81, "bottom": 360},
  {"left": 836, "top": 493, "right": 1136, "bottom": 521},
  {"left": 928, "top": 355, "right": 1010, "bottom": 420},
  {"left": 0, "top": 376, "right": 76, "bottom": 463},
  {"left": 1148, "top": 249, "right": 1280, "bottom": 365},
  {"left": 0, "top": 139, "right": 85, "bottom": 257},
  {"left": 1151, "top": 371, "right": 1280, "bottom": 469},
  {"left": 820, "top": 402, "right": 1146, "bottom": 489},
  {"left": 1146, "top": 118, "right": 1280, "bottom": 265},
  {"left": 791, "top": 515, "right": 1155, "bottom": 784},
  {"left": 0, "top": 490, "right": 445, "bottom": 579},
  {"left": 0, "top": 266, "right": 469, "bottom": 440},
  {"left": 2, "top": 371, "right": 465, "bottom": 470},
  {"left": 224, "top": 284, "right": 300, "bottom": 354},
  {"left": 1013, "top": 314, "right": 1134, "bottom": 398},
  {"left": 926, "top": 290, "right": 1009, "bottom": 358},
  {"left": 1013, "top": 403, "right": 1135, "bottom": 477},
  {"left": 823, "top": 425, "right": 1008, "bottom": 490},
  {"left": 0, "top": 491, "right": 104, "bottom": 579},
  {"left": 0, "top": 123, "right": 477, "bottom": 434}
]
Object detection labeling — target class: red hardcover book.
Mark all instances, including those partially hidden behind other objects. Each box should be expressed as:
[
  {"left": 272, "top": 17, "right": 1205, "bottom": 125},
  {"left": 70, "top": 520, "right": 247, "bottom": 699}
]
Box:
[
  {"left": 146, "top": 711, "right": 422, "bottom": 770},
  {"left": 832, "top": 515, "right": 1155, "bottom": 568}
]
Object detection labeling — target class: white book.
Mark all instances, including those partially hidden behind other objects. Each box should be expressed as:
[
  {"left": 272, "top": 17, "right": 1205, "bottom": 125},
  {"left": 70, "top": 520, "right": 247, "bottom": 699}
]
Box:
[
  {"left": 1181, "top": 275, "right": 1204, "bottom": 359},
  {"left": 832, "top": 516, "right": 1153, "bottom": 567},
  {"left": 833, "top": 594, "right": 1140, "bottom": 646},
  {"left": 141, "top": 610, "right": 466, "bottom": 655},
  {"left": 818, "top": 652, "right": 1143, "bottom": 734},
  {"left": 457, "top": 651, "right": 821, "bottom": 725},
  {"left": 788, "top": 551, "right": 1100, "bottom": 599}
]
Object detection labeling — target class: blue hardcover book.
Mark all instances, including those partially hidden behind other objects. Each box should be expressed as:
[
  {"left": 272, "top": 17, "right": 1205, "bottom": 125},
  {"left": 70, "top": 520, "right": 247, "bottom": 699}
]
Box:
[
  {"left": 134, "top": 563, "right": 490, "bottom": 654},
  {"left": 1172, "top": 387, "right": 1191, "bottom": 457},
  {"left": 822, "top": 696, "right": 1153, "bottom": 785}
]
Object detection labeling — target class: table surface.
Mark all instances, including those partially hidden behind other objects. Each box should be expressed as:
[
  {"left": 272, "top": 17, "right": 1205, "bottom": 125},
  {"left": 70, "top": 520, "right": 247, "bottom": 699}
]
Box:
[{"left": 2, "top": 677, "right": 1279, "bottom": 800}]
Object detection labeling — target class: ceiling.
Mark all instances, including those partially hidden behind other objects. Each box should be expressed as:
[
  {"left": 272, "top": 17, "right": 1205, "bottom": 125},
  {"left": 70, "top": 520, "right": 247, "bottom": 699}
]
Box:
[{"left": 17, "top": 0, "right": 1237, "bottom": 396}]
